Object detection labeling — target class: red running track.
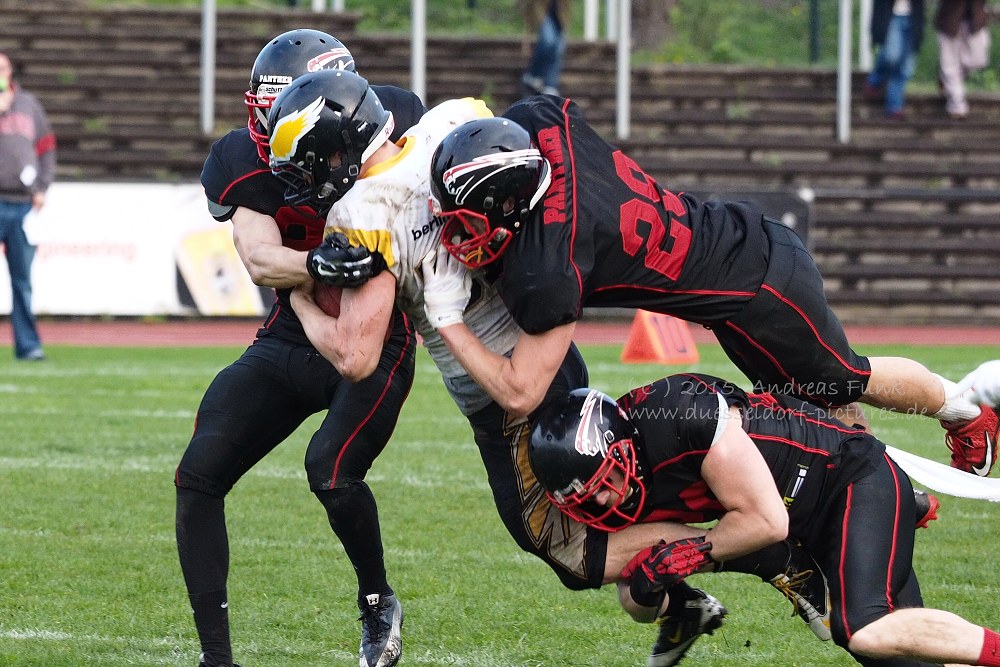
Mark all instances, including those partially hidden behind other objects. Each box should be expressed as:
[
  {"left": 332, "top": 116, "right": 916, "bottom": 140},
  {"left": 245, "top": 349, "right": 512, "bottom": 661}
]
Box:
[{"left": 1, "top": 318, "right": 999, "bottom": 347}]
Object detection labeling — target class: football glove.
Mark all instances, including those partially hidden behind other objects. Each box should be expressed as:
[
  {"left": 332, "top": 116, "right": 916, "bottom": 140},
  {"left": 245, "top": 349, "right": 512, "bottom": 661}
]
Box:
[
  {"left": 306, "top": 232, "right": 386, "bottom": 288},
  {"left": 421, "top": 245, "right": 471, "bottom": 328},
  {"left": 955, "top": 360, "right": 1000, "bottom": 408},
  {"left": 624, "top": 537, "right": 715, "bottom": 608}
]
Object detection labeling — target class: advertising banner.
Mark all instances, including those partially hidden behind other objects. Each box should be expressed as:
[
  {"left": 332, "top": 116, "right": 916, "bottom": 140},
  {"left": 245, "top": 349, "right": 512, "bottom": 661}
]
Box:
[{"left": 0, "top": 183, "right": 265, "bottom": 317}]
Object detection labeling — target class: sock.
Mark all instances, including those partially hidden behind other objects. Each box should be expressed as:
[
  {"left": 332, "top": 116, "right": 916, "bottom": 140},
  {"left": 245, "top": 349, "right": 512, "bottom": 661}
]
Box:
[
  {"left": 660, "top": 581, "right": 699, "bottom": 617},
  {"left": 176, "top": 488, "right": 233, "bottom": 665},
  {"left": 931, "top": 374, "right": 983, "bottom": 422},
  {"left": 314, "top": 484, "right": 391, "bottom": 603},
  {"left": 980, "top": 627, "right": 1000, "bottom": 666},
  {"left": 717, "top": 539, "right": 793, "bottom": 582},
  {"left": 353, "top": 553, "right": 393, "bottom": 606},
  {"left": 190, "top": 589, "right": 232, "bottom": 666},
  {"left": 176, "top": 488, "right": 229, "bottom": 593}
]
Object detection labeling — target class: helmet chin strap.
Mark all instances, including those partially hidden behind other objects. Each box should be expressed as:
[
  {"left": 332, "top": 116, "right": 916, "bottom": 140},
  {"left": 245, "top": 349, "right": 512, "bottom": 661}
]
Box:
[
  {"left": 516, "top": 199, "right": 530, "bottom": 227},
  {"left": 512, "top": 157, "right": 552, "bottom": 229},
  {"left": 253, "top": 107, "right": 269, "bottom": 131},
  {"left": 486, "top": 228, "right": 510, "bottom": 255}
]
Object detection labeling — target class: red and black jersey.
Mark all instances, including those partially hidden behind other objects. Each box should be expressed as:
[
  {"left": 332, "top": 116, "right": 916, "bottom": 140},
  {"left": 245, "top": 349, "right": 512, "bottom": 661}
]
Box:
[
  {"left": 497, "top": 96, "right": 771, "bottom": 334},
  {"left": 199, "top": 84, "right": 425, "bottom": 342},
  {"left": 618, "top": 373, "right": 883, "bottom": 541}
]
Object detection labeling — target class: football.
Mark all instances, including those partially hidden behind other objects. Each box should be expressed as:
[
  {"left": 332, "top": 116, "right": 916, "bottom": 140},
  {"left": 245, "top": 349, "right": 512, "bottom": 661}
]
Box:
[{"left": 313, "top": 282, "right": 343, "bottom": 318}]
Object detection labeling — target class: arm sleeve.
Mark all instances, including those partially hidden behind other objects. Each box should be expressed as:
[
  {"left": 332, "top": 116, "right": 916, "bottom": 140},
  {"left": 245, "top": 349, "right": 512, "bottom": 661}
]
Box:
[
  {"left": 200, "top": 145, "right": 232, "bottom": 219},
  {"left": 619, "top": 374, "right": 719, "bottom": 446},
  {"left": 498, "top": 210, "right": 581, "bottom": 333},
  {"left": 674, "top": 376, "right": 727, "bottom": 450}
]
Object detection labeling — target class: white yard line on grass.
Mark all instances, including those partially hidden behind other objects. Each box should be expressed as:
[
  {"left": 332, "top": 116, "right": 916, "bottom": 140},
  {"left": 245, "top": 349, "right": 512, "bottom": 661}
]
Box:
[{"left": 1, "top": 626, "right": 519, "bottom": 666}]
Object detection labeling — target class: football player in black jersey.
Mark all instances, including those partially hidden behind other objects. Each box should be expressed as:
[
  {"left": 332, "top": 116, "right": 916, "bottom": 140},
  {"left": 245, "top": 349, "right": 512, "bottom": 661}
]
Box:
[
  {"left": 174, "top": 30, "right": 425, "bottom": 667},
  {"left": 425, "top": 96, "right": 999, "bottom": 478},
  {"left": 528, "top": 379, "right": 1000, "bottom": 667},
  {"left": 267, "top": 73, "right": 845, "bottom": 665}
]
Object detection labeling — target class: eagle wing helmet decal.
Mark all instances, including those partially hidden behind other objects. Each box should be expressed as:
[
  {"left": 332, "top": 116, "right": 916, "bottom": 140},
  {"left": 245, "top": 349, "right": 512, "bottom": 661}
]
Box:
[{"left": 270, "top": 96, "right": 326, "bottom": 163}]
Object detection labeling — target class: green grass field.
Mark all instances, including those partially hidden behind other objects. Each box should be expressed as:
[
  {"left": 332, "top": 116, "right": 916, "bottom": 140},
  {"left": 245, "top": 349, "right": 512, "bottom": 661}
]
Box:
[{"left": 2, "top": 340, "right": 999, "bottom": 666}]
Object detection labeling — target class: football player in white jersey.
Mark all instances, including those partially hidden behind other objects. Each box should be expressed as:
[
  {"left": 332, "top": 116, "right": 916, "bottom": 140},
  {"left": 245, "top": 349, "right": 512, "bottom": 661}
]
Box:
[{"left": 267, "top": 69, "right": 837, "bottom": 666}]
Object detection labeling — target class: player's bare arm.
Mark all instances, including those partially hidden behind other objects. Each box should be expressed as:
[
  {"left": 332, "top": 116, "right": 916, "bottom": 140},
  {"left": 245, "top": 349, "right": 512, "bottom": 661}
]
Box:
[
  {"left": 603, "top": 523, "right": 708, "bottom": 585},
  {"left": 291, "top": 270, "right": 397, "bottom": 381},
  {"left": 700, "top": 405, "right": 789, "bottom": 561},
  {"left": 438, "top": 320, "right": 576, "bottom": 418},
  {"left": 231, "top": 206, "right": 310, "bottom": 287}
]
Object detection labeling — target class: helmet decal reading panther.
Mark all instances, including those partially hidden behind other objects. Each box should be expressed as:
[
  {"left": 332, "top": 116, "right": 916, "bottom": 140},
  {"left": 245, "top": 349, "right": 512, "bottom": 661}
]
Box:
[{"left": 270, "top": 96, "right": 326, "bottom": 162}]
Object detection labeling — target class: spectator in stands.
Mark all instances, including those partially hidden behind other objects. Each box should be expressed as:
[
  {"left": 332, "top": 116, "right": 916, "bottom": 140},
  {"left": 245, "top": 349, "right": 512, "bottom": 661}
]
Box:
[
  {"left": 0, "top": 52, "right": 54, "bottom": 361},
  {"left": 863, "top": 0, "right": 927, "bottom": 120},
  {"left": 521, "top": 0, "right": 571, "bottom": 97},
  {"left": 935, "top": 0, "right": 991, "bottom": 120}
]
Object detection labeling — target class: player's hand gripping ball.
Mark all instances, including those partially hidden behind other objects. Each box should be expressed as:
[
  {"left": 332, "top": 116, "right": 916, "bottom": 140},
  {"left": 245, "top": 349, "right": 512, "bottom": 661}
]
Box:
[{"left": 306, "top": 232, "right": 386, "bottom": 288}]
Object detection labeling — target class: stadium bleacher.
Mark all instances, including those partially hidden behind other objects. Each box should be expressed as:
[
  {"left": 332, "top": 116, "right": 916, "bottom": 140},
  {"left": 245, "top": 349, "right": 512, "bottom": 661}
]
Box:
[{"left": 2, "top": 1, "right": 999, "bottom": 324}]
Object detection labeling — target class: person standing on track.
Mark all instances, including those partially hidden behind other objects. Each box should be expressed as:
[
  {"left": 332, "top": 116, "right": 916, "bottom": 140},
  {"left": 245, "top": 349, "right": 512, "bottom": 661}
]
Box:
[
  {"left": 0, "top": 51, "right": 55, "bottom": 362},
  {"left": 174, "top": 30, "right": 424, "bottom": 667}
]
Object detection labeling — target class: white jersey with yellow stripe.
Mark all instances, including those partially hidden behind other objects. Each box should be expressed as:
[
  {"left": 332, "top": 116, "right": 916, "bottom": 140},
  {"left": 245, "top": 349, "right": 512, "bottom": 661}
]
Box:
[{"left": 326, "top": 98, "right": 523, "bottom": 386}]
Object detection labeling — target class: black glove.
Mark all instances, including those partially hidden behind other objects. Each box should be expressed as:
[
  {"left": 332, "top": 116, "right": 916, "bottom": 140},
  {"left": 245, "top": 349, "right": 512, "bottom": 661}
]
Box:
[
  {"left": 625, "top": 537, "right": 714, "bottom": 608},
  {"left": 306, "top": 232, "right": 386, "bottom": 288}
]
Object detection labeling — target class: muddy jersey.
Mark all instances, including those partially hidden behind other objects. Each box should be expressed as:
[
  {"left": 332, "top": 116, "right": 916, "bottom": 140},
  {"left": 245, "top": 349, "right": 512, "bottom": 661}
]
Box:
[
  {"left": 199, "top": 84, "right": 425, "bottom": 343},
  {"left": 497, "top": 96, "right": 772, "bottom": 334},
  {"left": 326, "top": 98, "right": 522, "bottom": 390},
  {"left": 618, "top": 373, "right": 883, "bottom": 543}
]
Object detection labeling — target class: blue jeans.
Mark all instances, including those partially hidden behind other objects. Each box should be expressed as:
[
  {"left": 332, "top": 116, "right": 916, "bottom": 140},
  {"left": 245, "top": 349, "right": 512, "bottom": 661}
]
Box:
[
  {"left": 524, "top": 5, "right": 565, "bottom": 92},
  {"left": 867, "top": 13, "right": 916, "bottom": 115},
  {"left": 0, "top": 199, "right": 42, "bottom": 357}
]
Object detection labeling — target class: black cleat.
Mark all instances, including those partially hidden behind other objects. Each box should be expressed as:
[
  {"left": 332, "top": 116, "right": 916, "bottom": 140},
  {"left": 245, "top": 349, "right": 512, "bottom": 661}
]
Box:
[
  {"left": 358, "top": 593, "right": 403, "bottom": 667},
  {"left": 769, "top": 549, "right": 831, "bottom": 641},
  {"left": 913, "top": 489, "right": 940, "bottom": 529},
  {"left": 197, "top": 654, "right": 241, "bottom": 667},
  {"left": 648, "top": 589, "right": 727, "bottom": 666}
]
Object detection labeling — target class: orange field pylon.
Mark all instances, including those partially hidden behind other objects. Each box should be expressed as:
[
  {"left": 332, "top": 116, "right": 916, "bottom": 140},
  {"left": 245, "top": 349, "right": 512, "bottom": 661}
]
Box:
[{"left": 620, "top": 310, "right": 700, "bottom": 365}]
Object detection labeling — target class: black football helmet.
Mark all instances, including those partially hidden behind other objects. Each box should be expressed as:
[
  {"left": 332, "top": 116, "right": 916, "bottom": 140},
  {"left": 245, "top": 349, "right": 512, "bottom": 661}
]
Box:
[
  {"left": 267, "top": 69, "right": 394, "bottom": 214},
  {"left": 245, "top": 29, "right": 356, "bottom": 158},
  {"left": 429, "top": 117, "right": 551, "bottom": 269},
  {"left": 528, "top": 388, "right": 647, "bottom": 532}
]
